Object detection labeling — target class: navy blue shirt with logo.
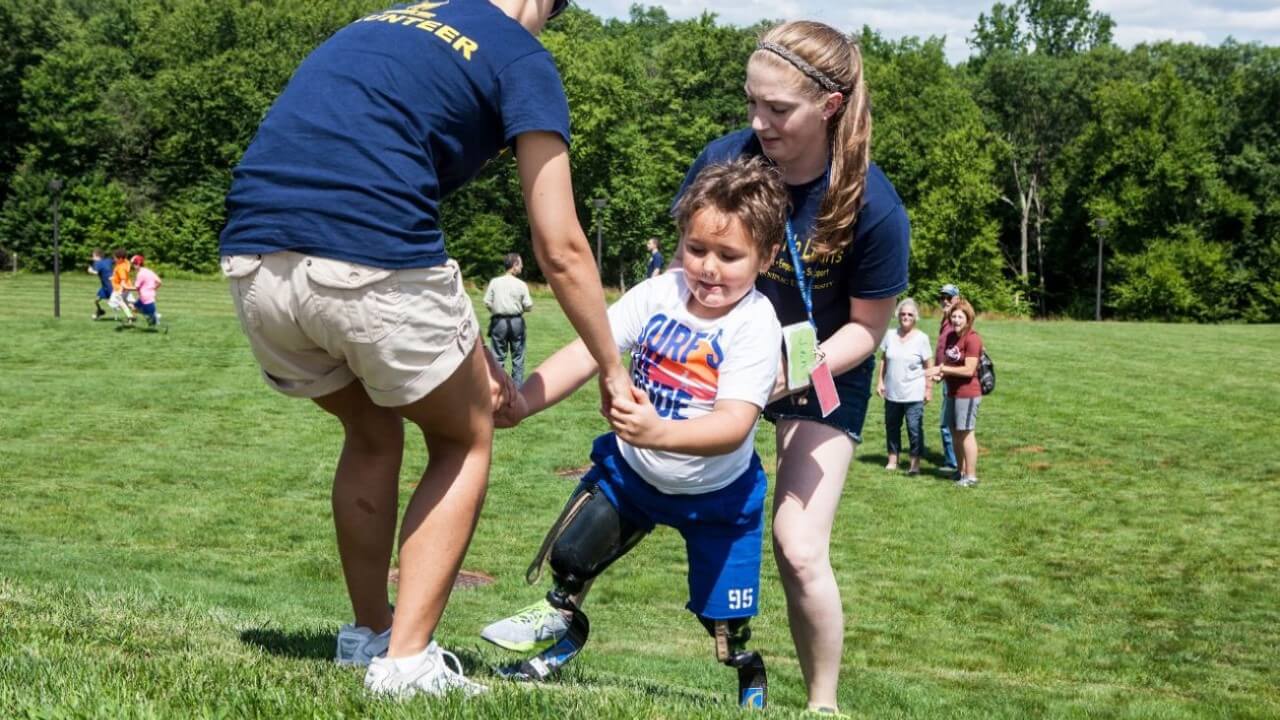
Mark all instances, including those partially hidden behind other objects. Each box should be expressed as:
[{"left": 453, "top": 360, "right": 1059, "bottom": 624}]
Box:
[
  {"left": 220, "top": 1, "right": 571, "bottom": 269},
  {"left": 676, "top": 129, "right": 910, "bottom": 343}
]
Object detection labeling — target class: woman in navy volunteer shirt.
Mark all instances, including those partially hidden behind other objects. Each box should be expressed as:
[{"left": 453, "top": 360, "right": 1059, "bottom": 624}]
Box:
[
  {"left": 680, "top": 22, "right": 909, "bottom": 712},
  {"left": 482, "top": 20, "right": 909, "bottom": 713},
  {"left": 219, "top": 0, "right": 631, "bottom": 697}
]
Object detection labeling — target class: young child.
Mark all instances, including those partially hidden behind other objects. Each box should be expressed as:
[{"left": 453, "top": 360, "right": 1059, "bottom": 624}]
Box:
[
  {"left": 87, "top": 249, "right": 114, "bottom": 319},
  {"left": 108, "top": 249, "right": 135, "bottom": 323},
  {"left": 487, "top": 157, "right": 786, "bottom": 708},
  {"left": 130, "top": 255, "right": 162, "bottom": 326}
]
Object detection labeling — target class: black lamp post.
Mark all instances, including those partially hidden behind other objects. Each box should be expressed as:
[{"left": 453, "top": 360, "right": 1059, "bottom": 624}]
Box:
[
  {"left": 591, "top": 196, "right": 608, "bottom": 273},
  {"left": 49, "top": 178, "right": 63, "bottom": 318},
  {"left": 1093, "top": 217, "right": 1108, "bottom": 322}
]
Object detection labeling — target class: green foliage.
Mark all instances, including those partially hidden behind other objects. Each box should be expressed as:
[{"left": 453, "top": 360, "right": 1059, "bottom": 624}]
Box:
[
  {"left": 1111, "top": 226, "right": 1239, "bottom": 321},
  {"left": 124, "top": 180, "right": 227, "bottom": 273},
  {"left": 1, "top": 0, "right": 1277, "bottom": 320},
  {"left": 450, "top": 212, "right": 518, "bottom": 282},
  {"left": 865, "top": 34, "right": 1022, "bottom": 313}
]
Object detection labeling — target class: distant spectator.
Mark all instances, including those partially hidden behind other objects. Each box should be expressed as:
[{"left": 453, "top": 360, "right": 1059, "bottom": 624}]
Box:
[
  {"left": 928, "top": 298, "right": 983, "bottom": 487},
  {"left": 934, "top": 283, "right": 960, "bottom": 473},
  {"left": 87, "top": 249, "right": 113, "bottom": 320},
  {"left": 875, "top": 298, "right": 933, "bottom": 475},
  {"left": 130, "top": 255, "right": 162, "bottom": 327},
  {"left": 484, "top": 253, "right": 533, "bottom": 386},
  {"left": 645, "top": 237, "right": 665, "bottom": 279}
]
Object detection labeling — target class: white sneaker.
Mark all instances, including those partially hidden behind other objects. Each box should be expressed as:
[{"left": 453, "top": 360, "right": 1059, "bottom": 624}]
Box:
[
  {"left": 479, "top": 599, "right": 570, "bottom": 652},
  {"left": 364, "top": 642, "right": 487, "bottom": 698},
  {"left": 335, "top": 624, "right": 391, "bottom": 667}
]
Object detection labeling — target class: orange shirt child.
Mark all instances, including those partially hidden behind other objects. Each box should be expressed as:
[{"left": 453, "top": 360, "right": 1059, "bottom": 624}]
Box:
[{"left": 111, "top": 258, "right": 133, "bottom": 292}]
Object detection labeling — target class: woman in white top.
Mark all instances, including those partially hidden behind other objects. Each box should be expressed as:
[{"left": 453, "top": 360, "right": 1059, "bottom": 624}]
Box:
[{"left": 875, "top": 298, "right": 934, "bottom": 474}]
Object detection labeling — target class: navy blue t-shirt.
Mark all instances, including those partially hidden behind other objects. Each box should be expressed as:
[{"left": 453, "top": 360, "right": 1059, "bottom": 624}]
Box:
[
  {"left": 92, "top": 257, "right": 113, "bottom": 293},
  {"left": 676, "top": 128, "right": 910, "bottom": 342},
  {"left": 220, "top": 2, "right": 571, "bottom": 269}
]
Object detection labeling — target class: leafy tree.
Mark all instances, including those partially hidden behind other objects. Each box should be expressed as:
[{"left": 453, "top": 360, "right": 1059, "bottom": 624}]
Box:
[{"left": 967, "top": 0, "right": 1113, "bottom": 314}]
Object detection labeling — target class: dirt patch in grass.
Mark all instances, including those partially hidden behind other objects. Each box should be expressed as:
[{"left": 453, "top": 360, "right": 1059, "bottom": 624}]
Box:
[
  {"left": 554, "top": 465, "right": 592, "bottom": 479},
  {"left": 1013, "top": 445, "right": 1047, "bottom": 454},
  {"left": 453, "top": 570, "right": 496, "bottom": 589},
  {"left": 388, "top": 568, "right": 495, "bottom": 589},
  {"left": 1029, "top": 461, "right": 1052, "bottom": 471}
]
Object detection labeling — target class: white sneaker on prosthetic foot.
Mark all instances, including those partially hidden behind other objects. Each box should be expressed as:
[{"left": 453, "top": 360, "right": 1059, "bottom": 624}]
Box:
[
  {"left": 364, "top": 642, "right": 487, "bottom": 698},
  {"left": 335, "top": 624, "right": 391, "bottom": 667},
  {"left": 480, "top": 598, "right": 569, "bottom": 652}
]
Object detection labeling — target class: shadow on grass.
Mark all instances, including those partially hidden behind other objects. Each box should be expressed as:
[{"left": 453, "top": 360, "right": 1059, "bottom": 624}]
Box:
[
  {"left": 239, "top": 627, "right": 335, "bottom": 661},
  {"left": 858, "top": 449, "right": 957, "bottom": 480},
  {"left": 466, "top": 645, "right": 723, "bottom": 707}
]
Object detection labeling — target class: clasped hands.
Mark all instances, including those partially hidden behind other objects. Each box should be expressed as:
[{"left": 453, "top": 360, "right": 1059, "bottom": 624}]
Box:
[{"left": 485, "top": 352, "right": 662, "bottom": 447}]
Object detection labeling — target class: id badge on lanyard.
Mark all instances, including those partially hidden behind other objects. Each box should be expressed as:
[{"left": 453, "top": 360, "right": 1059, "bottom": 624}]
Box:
[{"left": 782, "top": 221, "right": 840, "bottom": 417}]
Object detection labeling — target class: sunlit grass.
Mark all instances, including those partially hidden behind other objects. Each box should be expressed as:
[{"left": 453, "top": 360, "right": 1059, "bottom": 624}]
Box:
[{"left": 1, "top": 272, "right": 1277, "bottom": 718}]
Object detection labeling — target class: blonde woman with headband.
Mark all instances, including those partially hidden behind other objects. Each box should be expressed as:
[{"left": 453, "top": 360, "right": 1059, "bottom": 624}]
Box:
[{"left": 481, "top": 20, "right": 909, "bottom": 712}]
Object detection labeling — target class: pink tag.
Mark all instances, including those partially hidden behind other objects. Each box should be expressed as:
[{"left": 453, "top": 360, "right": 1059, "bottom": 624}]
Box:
[{"left": 811, "top": 361, "right": 841, "bottom": 417}]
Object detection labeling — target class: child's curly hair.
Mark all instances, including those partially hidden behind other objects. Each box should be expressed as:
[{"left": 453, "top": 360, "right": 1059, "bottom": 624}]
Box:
[{"left": 673, "top": 157, "right": 789, "bottom": 257}]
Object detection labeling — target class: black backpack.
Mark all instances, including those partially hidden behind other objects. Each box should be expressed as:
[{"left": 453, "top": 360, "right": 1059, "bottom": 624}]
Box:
[{"left": 978, "top": 349, "right": 995, "bottom": 395}]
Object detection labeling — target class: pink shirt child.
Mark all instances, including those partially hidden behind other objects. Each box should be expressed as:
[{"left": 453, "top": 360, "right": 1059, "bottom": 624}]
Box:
[{"left": 134, "top": 266, "right": 161, "bottom": 305}]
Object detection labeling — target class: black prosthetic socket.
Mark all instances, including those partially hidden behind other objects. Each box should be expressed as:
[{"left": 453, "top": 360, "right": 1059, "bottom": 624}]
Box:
[
  {"left": 547, "top": 488, "right": 646, "bottom": 594},
  {"left": 699, "top": 616, "right": 767, "bottom": 709}
]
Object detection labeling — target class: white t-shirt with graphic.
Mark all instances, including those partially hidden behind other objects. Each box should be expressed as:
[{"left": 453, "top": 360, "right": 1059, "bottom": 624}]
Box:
[
  {"left": 879, "top": 328, "right": 932, "bottom": 402},
  {"left": 607, "top": 270, "right": 782, "bottom": 495}
]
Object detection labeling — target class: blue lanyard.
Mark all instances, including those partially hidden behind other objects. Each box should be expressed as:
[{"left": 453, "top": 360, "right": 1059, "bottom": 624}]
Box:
[{"left": 784, "top": 219, "right": 817, "bottom": 331}]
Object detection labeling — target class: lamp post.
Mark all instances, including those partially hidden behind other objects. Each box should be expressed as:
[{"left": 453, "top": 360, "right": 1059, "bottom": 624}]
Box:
[
  {"left": 49, "top": 178, "right": 63, "bottom": 318},
  {"left": 1093, "top": 217, "right": 1108, "bottom": 322},
  {"left": 591, "top": 196, "right": 608, "bottom": 273}
]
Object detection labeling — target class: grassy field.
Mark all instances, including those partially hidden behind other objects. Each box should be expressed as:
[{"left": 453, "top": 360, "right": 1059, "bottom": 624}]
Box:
[{"left": 1, "top": 272, "right": 1278, "bottom": 719}]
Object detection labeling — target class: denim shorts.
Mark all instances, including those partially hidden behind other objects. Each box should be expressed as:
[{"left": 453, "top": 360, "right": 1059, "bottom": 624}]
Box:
[{"left": 763, "top": 355, "right": 874, "bottom": 443}]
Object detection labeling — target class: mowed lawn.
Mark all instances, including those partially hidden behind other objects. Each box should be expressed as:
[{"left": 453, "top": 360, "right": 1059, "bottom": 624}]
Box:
[{"left": 1, "top": 272, "right": 1277, "bottom": 719}]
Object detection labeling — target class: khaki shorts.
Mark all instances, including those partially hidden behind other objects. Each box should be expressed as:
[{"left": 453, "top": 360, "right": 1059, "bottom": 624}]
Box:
[{"left": 221, "top": 251, "right": 478, "bottom": 407}]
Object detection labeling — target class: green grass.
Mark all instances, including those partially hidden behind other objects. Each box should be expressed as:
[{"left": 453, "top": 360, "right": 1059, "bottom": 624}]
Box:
[{"left": 1, "top": 272, "right": 1278, "bottom": 718}]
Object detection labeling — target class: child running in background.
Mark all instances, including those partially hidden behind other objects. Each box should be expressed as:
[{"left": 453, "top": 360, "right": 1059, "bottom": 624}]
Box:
[
  {"left": 486, "top": 157, "right": 786, "bottom": 708},
  {"left": 87, "top": 248, "right": 114, "bottom": 319},
  {"left": 130, "top": 255, "right": 162, "bottom": 326},
  {"left": 108, "top": 248, "right": 135, "bottom": 323}
]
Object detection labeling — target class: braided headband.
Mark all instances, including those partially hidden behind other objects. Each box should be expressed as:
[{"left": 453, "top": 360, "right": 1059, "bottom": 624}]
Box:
[{"left": 756, "top": 41, "right": 849, "bottom": 95}]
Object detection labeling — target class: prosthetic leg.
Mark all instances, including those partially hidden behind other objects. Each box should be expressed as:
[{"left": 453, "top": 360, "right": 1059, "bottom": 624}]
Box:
[
  {"left": 500, "top": 484, "right": 647, "bottom": 681},
  {"left": 699, "top": 616, "right": 768, "bottom": 709}
]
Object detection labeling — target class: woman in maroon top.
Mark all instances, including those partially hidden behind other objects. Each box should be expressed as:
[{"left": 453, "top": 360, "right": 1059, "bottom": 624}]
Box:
[{"left": 927, "top": 298, "right": 982, "bottom": 487}]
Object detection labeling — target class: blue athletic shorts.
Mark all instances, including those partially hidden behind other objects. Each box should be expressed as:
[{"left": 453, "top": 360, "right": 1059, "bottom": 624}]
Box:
[
  {"left": 97, "top": 287, "right": 110, "bottom": 300},
  {"left": 582, "top": 433, "right": 766, "bottom": 620},
  {"left": 136, "top": 301, "right": 157, "bottom": 318}
]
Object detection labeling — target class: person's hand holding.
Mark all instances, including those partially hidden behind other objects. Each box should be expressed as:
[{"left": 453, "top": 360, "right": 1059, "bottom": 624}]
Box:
[
  {"left": 494, "top": 389, "right": 530, "bottom": 429},
  {"left": 483, "top": 347, "right": 517, "bottom": 414},
  {"left": 609, "top": 385, "right": 665, "bottom": 448},
  {"left": 598, "top": 363, "right": 633, "bottom": 420},
  {"left": 925, "top": 366, "right": 943, "bottom": 382}
]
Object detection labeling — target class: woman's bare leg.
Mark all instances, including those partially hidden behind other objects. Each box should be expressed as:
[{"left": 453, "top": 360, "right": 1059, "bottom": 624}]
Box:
[
  {"left": 772, "top": 419, "right": 856, "bottom": 711},
  {"left": 313, "top": 381, "right": 405, "bottom": 633},
  {"left": 386, "top": 341, "right": 494, "bottom": 657}
]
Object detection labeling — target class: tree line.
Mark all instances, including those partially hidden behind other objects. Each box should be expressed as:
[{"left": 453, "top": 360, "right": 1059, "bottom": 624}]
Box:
[{"left": 2, "top": 0, "right": 1277, "bottom": 321}]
